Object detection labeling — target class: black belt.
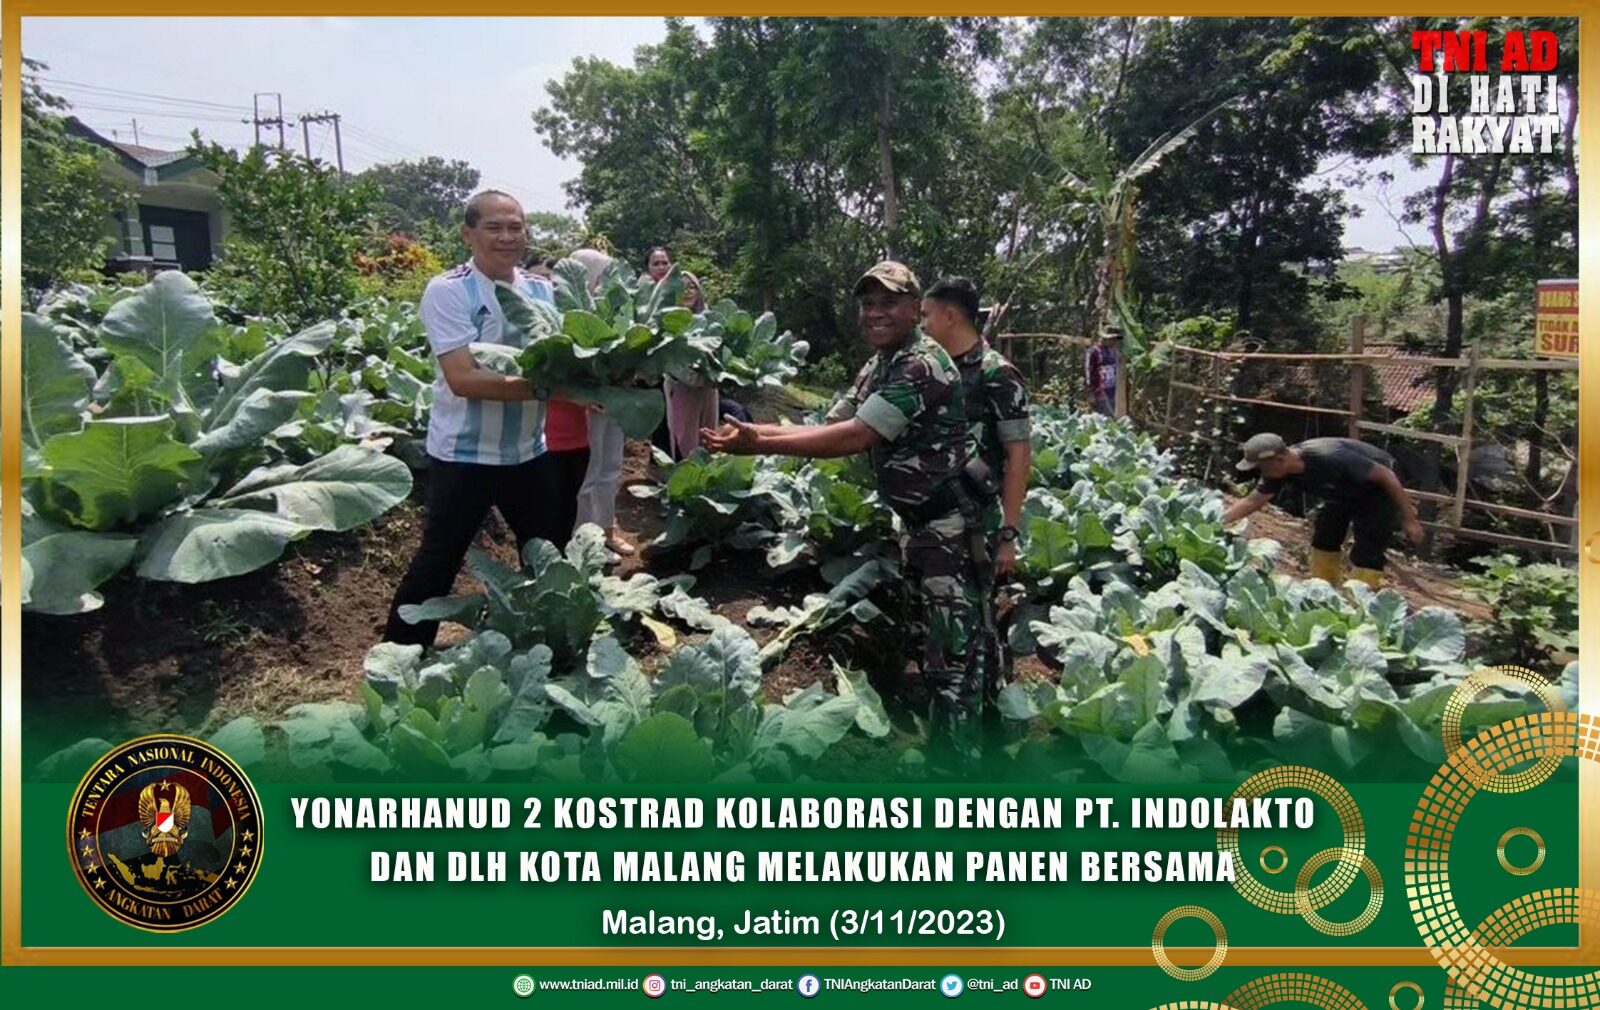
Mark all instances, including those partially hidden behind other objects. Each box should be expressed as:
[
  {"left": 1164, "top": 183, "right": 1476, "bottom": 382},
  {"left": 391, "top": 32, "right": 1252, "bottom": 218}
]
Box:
[{"left": 897, "top": 481, "right": 965, "bottom": 525}]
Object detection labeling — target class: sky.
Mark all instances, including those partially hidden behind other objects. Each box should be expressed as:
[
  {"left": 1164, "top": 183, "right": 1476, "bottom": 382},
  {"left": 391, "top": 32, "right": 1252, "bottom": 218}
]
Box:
[{"left": 23, "top": 16, "right": 1429, "bottom": 253}]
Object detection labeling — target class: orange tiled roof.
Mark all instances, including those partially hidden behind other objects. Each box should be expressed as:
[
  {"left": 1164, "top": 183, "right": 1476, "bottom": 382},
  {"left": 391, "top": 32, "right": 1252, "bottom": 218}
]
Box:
[
  {"left": 1232, "top": 342, "right": 1434, "bottom": 416},
  {"left": 1363, "top": 343, "right": 1434, "bottom": 413}
]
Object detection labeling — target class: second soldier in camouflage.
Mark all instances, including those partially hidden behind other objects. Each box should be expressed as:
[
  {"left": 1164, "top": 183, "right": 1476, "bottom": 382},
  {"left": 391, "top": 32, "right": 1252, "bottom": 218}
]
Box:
[{"left": 920, "top": 277, "right": 1033, "bottom": 721}]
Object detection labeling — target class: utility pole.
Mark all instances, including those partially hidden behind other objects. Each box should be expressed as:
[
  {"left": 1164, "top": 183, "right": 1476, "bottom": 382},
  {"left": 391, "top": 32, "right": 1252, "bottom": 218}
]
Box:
[
  {"left": 299, "top": 111, "right": 346, "bottom": 176},
  {"left": 252, "top": 92, "right": 286, "bottom": 150},
  {"left": 131, "top": 119, "right": 141, "bottom": 145},
  {"left": 332, "top": 113, "right": 345, "bottom": 177}
]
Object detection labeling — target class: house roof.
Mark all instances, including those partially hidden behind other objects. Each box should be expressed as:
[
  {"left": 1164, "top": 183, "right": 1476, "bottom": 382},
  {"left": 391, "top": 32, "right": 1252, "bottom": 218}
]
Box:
[
  {"left": 108, "top": 141, "right": 192, "bottom": 169},
  {"left": 1259, "top": 341, "right": 1434, "bottom": 416},
  {"left": 1363, "top": 343, "right": 1434, "bottom": 413},
  {"left": 63, "top": 117, "right": 203, "bottom": 175}
]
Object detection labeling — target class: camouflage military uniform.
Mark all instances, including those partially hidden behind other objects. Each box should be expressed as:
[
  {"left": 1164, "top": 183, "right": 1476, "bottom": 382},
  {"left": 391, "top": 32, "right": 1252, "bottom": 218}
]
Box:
[
  {"left": 826, "top": 331, "right": 983, "bottom": 760},
  {"left": 950, "top": 341, "right": 1032, "bottom": 706},
  {"left": 952, "top": 342, "right": 1033, "bottom": 507}
]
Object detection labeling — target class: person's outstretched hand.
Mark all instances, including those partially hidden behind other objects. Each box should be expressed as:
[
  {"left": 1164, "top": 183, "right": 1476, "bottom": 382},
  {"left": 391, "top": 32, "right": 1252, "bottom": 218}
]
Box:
[
  {"left": 1403, "top": 517, "right": 1425, "bottom": 547},
  {"left": 700, "top": 416, "right": 761, "bottom": 454}
]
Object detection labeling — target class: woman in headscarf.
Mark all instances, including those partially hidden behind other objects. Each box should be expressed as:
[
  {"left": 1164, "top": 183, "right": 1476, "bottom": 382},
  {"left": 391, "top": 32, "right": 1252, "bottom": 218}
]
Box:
[{"left": 651, "top": 247, "right": 720, "bottom": 460}]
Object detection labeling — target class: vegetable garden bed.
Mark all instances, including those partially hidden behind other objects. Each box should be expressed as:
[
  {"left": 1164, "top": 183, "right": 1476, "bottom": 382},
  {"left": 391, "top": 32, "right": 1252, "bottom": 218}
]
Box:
[
  {"left": 22, "top": 270, "right": 1572, "bottom": 786},
  {"left": 27, "top": 431, "right": 1557, "bottom": 784}
]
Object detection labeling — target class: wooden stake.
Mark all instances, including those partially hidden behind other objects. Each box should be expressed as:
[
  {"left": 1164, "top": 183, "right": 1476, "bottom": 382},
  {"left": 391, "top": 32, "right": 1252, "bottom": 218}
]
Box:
[
  {"left": 1452, "top": 345, "right": 1481, "bottom": 529},
  {"left": 1348, "top": 315, "right": 1365, "bottom": 440}
]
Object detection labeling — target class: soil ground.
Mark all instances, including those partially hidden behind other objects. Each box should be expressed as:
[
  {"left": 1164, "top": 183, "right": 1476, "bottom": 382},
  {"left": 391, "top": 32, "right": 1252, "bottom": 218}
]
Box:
[
  {"left": 1237, "top": 506, "right": 1490, "bottom": 621},
  {"left": 22, "top": 441, "right": 839, "bottom": 766},
  {"left": 21, "top": 447, "right": 1492, "bottom": 767}
]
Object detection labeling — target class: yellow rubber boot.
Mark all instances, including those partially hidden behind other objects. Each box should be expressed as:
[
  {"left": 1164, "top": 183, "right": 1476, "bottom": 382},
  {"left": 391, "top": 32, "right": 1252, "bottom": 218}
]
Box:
[
  {"left": 1309, "top": 547, "right": 1344, "bottom": 585},
  {"left": 1349, "top": 567, "right": 1384, "bottom": 590}
]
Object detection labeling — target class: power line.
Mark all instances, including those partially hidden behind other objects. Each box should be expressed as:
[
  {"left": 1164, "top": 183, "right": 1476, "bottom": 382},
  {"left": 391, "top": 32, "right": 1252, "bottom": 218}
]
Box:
[
  {"left": 57, "top": 101, "right": 248, "bottom": 125},
  {"left": 80, "top": 123, "right": 197, "bottom": 145},
  {"left": 299, "top": 111, "right": 345, "bottom": 174},
  {"left": 253, "top": 92, "right": 287, "bottom": 150},
  {"left": 339, "top": 121, "right": 421, "bottom": 150},
  {"left": 29, "top": 75, "right": 253, "bottom": 113},
  {"left": 325, "top": 134, "right": 389, "bottom": 162},
  {"left": 340, "top": 119, "right": 566, "bottom": 204},
  {"left": 48, "top": 83, "right": 464, "bottom": 183},
  {"left": 328, "top": 137, "right": 392, "bottom": 168},
  {"left": 29, "top": 41, "right": 580, "bottom": 207},
  {"left": 50, "top": 88, "right": 249, "bottom": 122},
  {"left": 25, "top": 40, "right": 261, "bottom": 96},
  {"left": 339, "top": 122, "right": 425, "bottom": 160},
  {"left": 40, "top": 63, "right": 567, "bottom": 206}
]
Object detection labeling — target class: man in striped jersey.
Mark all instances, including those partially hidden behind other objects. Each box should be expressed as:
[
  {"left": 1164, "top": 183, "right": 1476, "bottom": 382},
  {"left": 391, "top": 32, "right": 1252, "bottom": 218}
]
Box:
[{"left": 383, "top": 189, "right": 578, "bottom": 647}]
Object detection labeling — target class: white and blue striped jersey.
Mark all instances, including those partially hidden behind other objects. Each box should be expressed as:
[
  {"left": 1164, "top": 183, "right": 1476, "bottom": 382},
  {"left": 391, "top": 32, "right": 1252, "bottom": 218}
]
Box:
[{"left": 420, "top": 261, "right": 554, "bottom": 466}]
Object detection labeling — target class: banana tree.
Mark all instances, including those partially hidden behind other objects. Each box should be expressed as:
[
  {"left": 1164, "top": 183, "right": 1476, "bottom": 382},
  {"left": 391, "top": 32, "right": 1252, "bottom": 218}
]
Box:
[{"left": 1060, "top": 97, "right": 1238, "bottom": 351}]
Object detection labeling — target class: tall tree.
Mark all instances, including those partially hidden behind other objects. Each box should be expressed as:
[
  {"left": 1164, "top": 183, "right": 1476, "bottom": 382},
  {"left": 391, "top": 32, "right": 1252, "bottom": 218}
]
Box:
[
  {"left": 701, "top": 17, "right": 797, "bottom": 311},
  {"left": 1382, "top": 17, "right": 1578, "bottom": 495},
  {"left": 357, "top": 155, "right": 480, "bottom": 262},
  {"left": 359, "top": 156, "right": 480, "bottom": 233},
  {"left": 774, "top": 18, "right": 1000, "bottom": 258},
  {"left": 534, "top": 18, "right": 717, "bottom": 264},
  {"left": 535, "top": 17, "right": 1004, "bottom": 358},
  {"left": 1105, "top": 18, "right": 1388, "bottom": 339},
  {"left": 524, "top": 210, "right": 586, "bottom": 254},
  {"left": 18, "top": 58, "right": 124, "bottom": 297},
  {"left": 982, "top": 19, "right": 1141, "bottom": 337}
]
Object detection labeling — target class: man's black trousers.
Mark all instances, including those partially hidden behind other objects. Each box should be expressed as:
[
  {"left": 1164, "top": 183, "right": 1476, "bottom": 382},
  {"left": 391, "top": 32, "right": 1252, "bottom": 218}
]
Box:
[
  {"left": 383, "top": 452, "right": 583, "bottom": 647},
  {"left": 1310, "top": 493, "right": 1398, "bottom": 570}
]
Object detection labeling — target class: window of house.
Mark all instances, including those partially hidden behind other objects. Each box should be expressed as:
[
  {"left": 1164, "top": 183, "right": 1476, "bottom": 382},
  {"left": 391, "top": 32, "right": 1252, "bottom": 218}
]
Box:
[{"left": 148, "top": 225, "right": 178, "bottom": 262}]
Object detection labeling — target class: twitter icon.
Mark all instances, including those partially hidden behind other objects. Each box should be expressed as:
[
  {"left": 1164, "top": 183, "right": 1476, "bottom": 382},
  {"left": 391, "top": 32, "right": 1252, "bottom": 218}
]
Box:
[{"left": 940, "top": 974, "right": 965, "bottom": 998}]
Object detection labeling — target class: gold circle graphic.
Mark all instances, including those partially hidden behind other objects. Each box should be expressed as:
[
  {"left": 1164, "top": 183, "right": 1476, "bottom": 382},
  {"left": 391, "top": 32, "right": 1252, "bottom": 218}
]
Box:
[
  {"left": 1151, "top": 905, "right": 1228, "bottom": 982},
  {"left": 1494, "top": 827, "right": 1546, "bottom": 876},
  {"left": 1222, "top": 972, "right": 1368, "bottom": 1010},
  {"left": 1404, "top": 710, "right": 1600, "bottom": 1008},
  {"left": 1259, "top": 845, "right": 1289, "bottom": 875},
  {"left": 1440, "top": 890, "right": 1600, "bottom": 1008},
  {"left": 1389, "top": 980, "right": 1424, "bottom": 1010},
  {"left": 1294, "top": 848, "right": 1384, "bottom": 937},
  {"left": 1218, "top": 765, "right": 1365, "bottom": 916},
  {"left": 1438, "top": 666, "right": 1564, "bottom": 794}
]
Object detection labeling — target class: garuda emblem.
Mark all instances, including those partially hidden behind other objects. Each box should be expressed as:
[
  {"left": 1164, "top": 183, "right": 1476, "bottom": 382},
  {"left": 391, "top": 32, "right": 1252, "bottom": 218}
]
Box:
[{"left": 139, "top": 781, "right": 191, "bottom": 858}]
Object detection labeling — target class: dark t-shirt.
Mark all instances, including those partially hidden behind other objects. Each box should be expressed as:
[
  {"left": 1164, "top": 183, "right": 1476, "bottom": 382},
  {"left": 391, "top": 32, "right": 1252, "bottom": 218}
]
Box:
[{"left": 1257, "top": 438, "right": 1395, "bottom": 503}]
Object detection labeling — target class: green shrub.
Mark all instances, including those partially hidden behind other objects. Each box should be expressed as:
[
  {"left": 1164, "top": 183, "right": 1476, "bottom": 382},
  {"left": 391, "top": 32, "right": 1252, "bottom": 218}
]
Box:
[
  {"left": 21, "top": 272, "right": 413, "bottom": 614},
  {"left": 191, "top": 141, "right": 377, "bottom": 329},
  {"left": 800, "top": 352, "right": 851, "bottom": 392},
  {"left": 1461, "top": 553, "right": 1579, "bottom": 667}
]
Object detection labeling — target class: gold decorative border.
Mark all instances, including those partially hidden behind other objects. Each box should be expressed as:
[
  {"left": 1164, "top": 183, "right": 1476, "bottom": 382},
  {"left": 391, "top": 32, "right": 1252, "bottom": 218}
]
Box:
[{"left": 2, "top": 0, "right": 1596, "bottom": 968}]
